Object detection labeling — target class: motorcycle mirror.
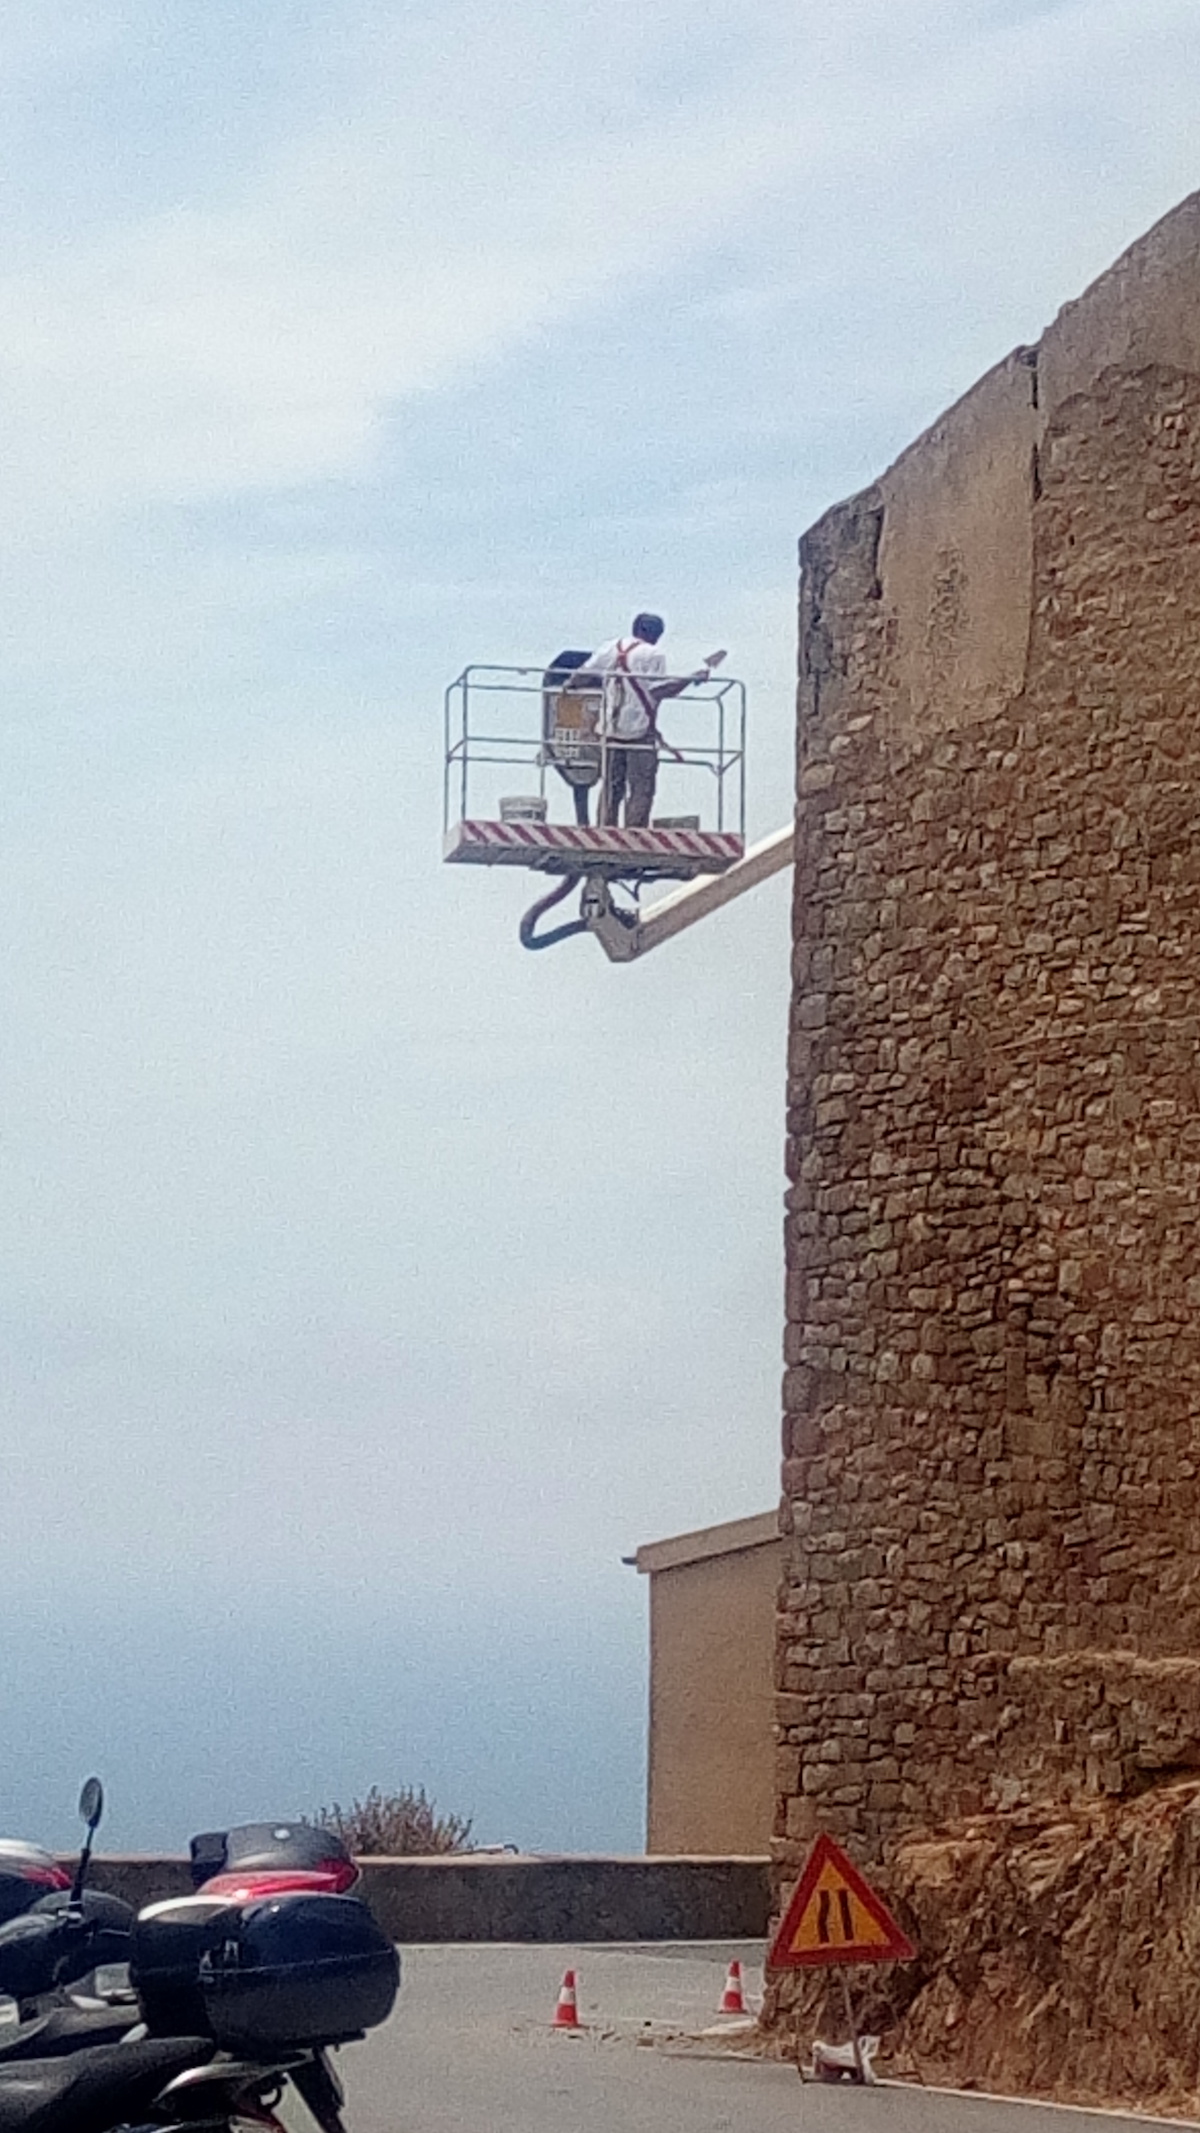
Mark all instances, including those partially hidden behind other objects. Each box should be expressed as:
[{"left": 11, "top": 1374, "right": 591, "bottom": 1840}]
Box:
[
  {"left": 71, "top": 1778, "right": 104, "bottom": 1907},
  {"left": 78, "top": 1778, "right": 103, "bottom": 1833}
]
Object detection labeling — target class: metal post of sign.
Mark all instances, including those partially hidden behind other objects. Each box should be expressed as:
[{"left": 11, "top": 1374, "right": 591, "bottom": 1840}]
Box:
[{"left": 839, "top": 1968, "right": 865, "bottom": 2084}]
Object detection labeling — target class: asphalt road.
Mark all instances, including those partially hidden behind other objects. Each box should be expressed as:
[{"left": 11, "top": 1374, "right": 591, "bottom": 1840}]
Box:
[{"left": 316, "top": 1942, "right": 1189, "bottom": 2133}]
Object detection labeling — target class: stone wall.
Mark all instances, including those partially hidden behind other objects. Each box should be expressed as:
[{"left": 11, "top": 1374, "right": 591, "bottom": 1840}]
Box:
[{"left": 777, "top": 191, "right": 1200, "bottom": 1875}]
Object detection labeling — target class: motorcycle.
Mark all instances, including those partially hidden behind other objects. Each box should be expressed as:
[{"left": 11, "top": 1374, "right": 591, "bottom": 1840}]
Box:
[
  {"left": 0, "top": 1780, "right": 137, "bottom": 2042},
  {"left": 0, "top": 2033, "right": 355, "bottom": 2132},
  {"left": 0, "top": 1785, "right": 397, "bottom": 2130}
]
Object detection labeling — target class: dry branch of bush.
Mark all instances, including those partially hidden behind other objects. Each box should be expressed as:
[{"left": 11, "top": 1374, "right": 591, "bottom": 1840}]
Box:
[{"left": 313, "top": 1784, "right": 473, "bottom": 1856}]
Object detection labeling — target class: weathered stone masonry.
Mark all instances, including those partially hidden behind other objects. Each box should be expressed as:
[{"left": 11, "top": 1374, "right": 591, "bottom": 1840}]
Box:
[{"left": 776, "top": 193, "right": 1200, "bottom": 1882}]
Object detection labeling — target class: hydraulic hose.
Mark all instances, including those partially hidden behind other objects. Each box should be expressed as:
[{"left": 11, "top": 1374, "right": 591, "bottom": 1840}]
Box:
[{"left": 518, "top": 873, "right": 588, "bottom": 951}]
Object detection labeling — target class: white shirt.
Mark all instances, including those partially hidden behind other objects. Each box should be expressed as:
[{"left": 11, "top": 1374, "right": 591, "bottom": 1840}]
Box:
[{"left": 580, "top": 636, "right": 667, "bottom": 740}]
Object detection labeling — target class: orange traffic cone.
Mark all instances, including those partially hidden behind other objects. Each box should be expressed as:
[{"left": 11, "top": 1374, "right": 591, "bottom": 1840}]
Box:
[
  {"left": 719, "top": 1959, "right": 747, "bottom": 2015},
  {"left": 553, "top": 1968, "right": 582, "bottom": 2029}
]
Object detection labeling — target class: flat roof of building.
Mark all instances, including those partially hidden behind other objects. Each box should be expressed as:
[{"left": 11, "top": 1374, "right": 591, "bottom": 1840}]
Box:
[{"left": 629, "top": 1509, "right": 780, "bottom": 1576}]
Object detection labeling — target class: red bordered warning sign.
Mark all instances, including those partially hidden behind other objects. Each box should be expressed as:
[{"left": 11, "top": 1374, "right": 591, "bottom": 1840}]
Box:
[{"left": 767, "top": 1832, "right": 917, "bottom": 1970}]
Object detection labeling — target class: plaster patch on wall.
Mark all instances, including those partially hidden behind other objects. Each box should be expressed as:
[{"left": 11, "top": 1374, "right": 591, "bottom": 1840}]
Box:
[
  {"left": 877, "top": 348, "right": 1039, "bottom": 743},
  {"left": 1041, "top": 189, "right": 1200, "bottom": 416}
]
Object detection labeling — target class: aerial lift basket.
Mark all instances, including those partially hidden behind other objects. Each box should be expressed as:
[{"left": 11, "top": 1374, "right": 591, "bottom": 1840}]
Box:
[{"left": 442, "top": 662, "right": 791, "bottom": 959}]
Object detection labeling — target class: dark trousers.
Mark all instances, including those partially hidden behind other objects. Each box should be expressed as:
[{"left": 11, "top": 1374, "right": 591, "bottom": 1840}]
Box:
[{"left": 602, "top": 739, "right": 657, "bottom": 828}]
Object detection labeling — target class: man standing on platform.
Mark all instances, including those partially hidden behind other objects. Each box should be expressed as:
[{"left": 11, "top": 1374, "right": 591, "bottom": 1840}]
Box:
[{"left": 578, "top": 614, "right": 721, "bottom": 828}]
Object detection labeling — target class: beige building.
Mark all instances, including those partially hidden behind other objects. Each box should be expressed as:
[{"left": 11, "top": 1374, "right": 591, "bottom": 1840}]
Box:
[{"left": 631, "top": 1511, "right": 781, "bottom": 1855}]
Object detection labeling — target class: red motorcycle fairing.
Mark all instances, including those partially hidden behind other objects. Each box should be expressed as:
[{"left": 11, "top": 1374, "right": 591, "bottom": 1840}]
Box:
[
  {"left": 200, "top": 1863, "right": 359, "bottom": 1902},
  {"left": 0, "top": 1844, "right": 71, "bottom": 1928},
  {"left": 188, "top": 1824, "right": 357, "bottom": 1898}
]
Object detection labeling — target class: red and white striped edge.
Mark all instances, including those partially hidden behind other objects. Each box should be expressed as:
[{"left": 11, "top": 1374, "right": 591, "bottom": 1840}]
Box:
[{"left": 444, "top": 818, "right": 744, "bottom": 870}]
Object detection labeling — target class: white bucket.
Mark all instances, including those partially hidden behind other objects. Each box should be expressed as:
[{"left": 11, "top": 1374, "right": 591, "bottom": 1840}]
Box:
[{"left": 499, "top": 795, "right": 548, "bottom": 824}]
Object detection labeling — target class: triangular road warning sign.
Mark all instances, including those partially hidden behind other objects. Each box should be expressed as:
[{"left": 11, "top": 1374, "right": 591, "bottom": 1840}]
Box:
[{"left": 767, "top": 1832, "right": 916, "bottom": 1970}]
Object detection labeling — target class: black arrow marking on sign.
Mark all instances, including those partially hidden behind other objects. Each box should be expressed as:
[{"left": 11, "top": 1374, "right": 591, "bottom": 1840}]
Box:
[
  {"left": 839, "top": 1889, "right": 854, "bottom": 1940},
  {"left": 817, "top": 1890, "right": 831, "bottom": 1943}
]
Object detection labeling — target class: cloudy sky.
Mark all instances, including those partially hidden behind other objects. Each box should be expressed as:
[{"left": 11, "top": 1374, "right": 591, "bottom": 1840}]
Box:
[{"left": 2, "top": 0, "right": 1197, "bottom": 1850}]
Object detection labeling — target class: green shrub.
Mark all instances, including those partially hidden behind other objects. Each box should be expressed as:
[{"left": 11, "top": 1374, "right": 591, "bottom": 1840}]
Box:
[{"left": 313, "top": 1784, "right": 473, "bottom": 1856}]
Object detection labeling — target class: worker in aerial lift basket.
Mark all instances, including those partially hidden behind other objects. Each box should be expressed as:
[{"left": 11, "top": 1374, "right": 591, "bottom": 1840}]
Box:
[{"left": 576, "top": 614, "right": 724, "bottom": 829}]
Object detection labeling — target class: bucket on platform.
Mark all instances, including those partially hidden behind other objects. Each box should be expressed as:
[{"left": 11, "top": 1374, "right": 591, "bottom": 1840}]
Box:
[
  {"left": 651, "top": 815, "right": 700, "bottom": 831},
  {"left": 499, "top": 795, "right": 548, "bottom": 824}
]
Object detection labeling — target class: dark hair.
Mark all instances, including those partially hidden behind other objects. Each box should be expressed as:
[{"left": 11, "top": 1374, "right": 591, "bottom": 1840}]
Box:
[{"left": 631, "top": 612, "right": 664, "bottom": 643}]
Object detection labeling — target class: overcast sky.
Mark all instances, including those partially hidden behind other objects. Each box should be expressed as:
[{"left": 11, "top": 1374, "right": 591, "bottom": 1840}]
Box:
[{"left": 2, "top": 0, "right": 1198, "bottom": 1850}]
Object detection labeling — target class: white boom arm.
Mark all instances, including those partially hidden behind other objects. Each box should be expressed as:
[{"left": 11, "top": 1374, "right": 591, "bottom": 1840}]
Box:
[{"left": 585, "top": 823, "right": 795, "bottom": 962}]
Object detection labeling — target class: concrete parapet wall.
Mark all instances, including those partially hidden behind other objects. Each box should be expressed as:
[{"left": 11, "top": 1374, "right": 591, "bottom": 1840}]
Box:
[{"left": 78, "top": 1854, "right": 771, "bottom": 1942}]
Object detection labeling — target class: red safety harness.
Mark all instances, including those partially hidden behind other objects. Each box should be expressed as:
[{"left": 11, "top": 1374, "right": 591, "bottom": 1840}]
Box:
[{"left": 613, "top": 639, "right": 656, "bottom": 734}]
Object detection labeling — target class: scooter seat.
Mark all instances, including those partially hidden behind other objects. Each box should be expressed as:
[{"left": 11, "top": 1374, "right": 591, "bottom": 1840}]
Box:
[
  {"left": 0, "top": 2036, "right": 212, "bottom": 2133},
  {"left": 0, "top": 2023, "right": 51, "bottom": 2069},
  {"left": 0, "top": 2003, "right": 138, "bottom": 2062}
]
